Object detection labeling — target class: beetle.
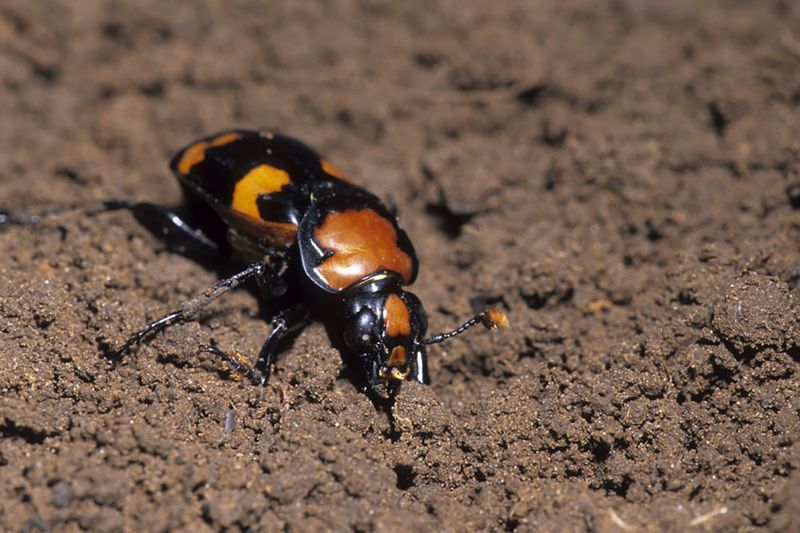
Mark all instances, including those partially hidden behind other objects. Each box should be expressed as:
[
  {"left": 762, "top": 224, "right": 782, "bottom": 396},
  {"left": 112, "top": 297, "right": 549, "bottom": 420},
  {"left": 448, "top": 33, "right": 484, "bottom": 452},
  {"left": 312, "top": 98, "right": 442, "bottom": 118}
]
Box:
[{"left": 1, "top": 130, "right": 508, "bottom": 397}]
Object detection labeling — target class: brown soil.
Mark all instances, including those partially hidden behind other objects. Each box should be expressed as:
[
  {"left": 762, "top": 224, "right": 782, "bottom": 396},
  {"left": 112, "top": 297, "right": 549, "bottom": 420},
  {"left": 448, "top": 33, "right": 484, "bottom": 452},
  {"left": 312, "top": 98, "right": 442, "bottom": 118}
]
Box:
[{"left": 2, "top": 1, "right": 800, "bottom": 531}]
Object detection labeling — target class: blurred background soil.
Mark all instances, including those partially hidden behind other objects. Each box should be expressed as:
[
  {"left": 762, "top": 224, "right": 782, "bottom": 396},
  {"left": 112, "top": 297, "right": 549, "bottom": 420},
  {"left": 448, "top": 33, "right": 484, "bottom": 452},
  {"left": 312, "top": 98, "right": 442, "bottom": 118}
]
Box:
[{"left": 1, "top": 0, "right": 800, "bottom": 531}]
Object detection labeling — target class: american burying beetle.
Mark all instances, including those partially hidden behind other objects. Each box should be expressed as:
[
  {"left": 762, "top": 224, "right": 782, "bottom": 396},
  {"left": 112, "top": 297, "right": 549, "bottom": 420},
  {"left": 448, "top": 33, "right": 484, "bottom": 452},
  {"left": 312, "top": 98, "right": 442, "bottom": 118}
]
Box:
[{"left": 1, "top": 130, "right": 508, "bottom": 397}]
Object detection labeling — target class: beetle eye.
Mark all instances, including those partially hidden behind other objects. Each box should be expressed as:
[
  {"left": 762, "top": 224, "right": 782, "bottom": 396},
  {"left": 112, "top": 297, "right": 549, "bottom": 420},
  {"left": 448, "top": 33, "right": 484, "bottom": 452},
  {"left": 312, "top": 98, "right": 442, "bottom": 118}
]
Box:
[{"left": 344, "top": 308, "right": 376, "bottom": 351}]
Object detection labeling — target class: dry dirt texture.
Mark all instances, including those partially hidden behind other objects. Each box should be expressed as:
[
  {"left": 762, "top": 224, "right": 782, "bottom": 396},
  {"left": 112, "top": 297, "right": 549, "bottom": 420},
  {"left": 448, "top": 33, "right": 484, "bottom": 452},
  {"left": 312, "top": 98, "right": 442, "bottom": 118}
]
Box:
[{"left": 2, "top": 1, "right": 800, "bottom": 531}]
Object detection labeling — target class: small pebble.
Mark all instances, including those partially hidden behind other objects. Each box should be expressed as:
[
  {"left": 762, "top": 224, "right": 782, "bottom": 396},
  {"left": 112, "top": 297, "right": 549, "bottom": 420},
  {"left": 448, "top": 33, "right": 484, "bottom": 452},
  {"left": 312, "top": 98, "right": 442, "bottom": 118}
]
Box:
[{"left": 224, "top": 410, "right": 235, "bottom": 433}]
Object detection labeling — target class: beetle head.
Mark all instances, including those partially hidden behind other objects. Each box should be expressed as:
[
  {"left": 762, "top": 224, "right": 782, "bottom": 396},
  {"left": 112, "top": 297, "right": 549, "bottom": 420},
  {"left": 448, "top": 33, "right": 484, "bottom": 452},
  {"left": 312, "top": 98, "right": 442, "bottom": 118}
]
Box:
[
  {"left": 341, "top": 280, "right": 427, "bottom": 398},
  {"left": 340, "top": 276, "right": 509, "bottom": 398}
]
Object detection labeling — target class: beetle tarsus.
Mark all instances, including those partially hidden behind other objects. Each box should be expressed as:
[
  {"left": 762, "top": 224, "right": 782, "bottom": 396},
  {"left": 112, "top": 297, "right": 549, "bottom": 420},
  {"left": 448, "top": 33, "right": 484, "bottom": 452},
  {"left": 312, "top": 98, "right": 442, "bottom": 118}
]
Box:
[{"left": 201, "top": 345, "right": 266, "bottom": 386}]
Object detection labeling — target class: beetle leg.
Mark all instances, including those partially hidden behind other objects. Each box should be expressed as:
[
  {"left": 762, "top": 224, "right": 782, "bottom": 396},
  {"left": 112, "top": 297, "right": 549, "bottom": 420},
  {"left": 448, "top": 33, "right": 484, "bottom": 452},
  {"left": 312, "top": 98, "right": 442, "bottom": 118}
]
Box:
[
  {"left": 1, "top": 201, "right": 222, "bottom": 257},
  {"left": 0, "top": 200, "right": 157, "bottom": 226},
  {"left": 201, "top": 345, "right": 266, "bottom": 386},
  {"left": 125, "top": 202, "right": 223, "bottom": 257},
  {"left": 0, "top": 201, "right": 123, "bottom": 227},
  {"left": 111, "top": 262, "right": 267, "bottom": 358},
  {"left": 200, "top": 304, "right": 308, "bottom": 386},
  {"left": 254, "top": 304, "right": 309, "bottom": 381}
]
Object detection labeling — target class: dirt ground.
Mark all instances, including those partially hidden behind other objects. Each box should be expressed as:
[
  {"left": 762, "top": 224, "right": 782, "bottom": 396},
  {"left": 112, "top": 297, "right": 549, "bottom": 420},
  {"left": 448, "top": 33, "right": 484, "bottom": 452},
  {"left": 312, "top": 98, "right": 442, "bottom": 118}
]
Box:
[{"left": 1, "top": 0, "right": 799, "bottom": 531}]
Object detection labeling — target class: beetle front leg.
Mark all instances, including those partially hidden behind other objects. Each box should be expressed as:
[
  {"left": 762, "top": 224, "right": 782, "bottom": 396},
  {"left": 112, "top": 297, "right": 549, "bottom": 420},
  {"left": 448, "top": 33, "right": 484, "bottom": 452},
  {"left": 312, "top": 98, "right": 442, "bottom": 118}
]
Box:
[
  {"left": 202, "top": 303, "right": 308, "bottom": 386},
  {"left": 254, "top": 303, "right": 309, "bottom": 380}
]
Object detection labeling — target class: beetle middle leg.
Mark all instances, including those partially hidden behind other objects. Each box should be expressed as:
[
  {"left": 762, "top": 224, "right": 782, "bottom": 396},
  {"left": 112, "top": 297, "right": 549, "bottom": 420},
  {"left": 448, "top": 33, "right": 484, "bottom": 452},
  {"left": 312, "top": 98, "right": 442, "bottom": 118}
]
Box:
[{"left": 111, "top": 261, "right": 269, "bottom": 358}]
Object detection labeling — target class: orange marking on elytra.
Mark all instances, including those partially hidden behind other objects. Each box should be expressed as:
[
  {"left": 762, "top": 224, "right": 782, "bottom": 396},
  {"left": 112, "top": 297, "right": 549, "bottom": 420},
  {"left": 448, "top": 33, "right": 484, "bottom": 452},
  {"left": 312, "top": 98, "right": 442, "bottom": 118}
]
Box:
[
  {"left": 321, "top": 159, "right": 350, "bottom": 182},
  {"left": 231, "top": 164, "right": 291, "bottom": 219},
  {"left": 176, "top": 132, "right": 241, "bottom": 175},
  {"left": 210, "top": 132, "right": 241, "bottom": 147},
  {"left": 384, "top": 294, "right": 411, "bottom": 337},
  {"left": 313, "top": 209, "right": 413, "bottom": 290},
  {"left": 177, "top": 141, "right": 208, "bottom": 175}
]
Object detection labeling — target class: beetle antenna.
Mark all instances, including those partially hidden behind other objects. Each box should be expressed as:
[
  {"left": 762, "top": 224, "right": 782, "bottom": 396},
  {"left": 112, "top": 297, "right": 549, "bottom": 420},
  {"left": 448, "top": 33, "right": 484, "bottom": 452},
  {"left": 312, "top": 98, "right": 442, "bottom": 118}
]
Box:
[{"left": 421, "top": 309, "right": 509, "bottom": 345}]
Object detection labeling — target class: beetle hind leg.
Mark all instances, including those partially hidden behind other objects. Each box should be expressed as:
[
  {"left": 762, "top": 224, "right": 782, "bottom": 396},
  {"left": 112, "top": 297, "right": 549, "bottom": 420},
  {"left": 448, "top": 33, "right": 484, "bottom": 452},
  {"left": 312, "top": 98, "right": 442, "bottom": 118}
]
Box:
[
  {"left": 126, "top": 202, "right": 223, "bottom": 258},
  {"left": 1, "top": 200, "right": 223, "bottom": 258}
]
